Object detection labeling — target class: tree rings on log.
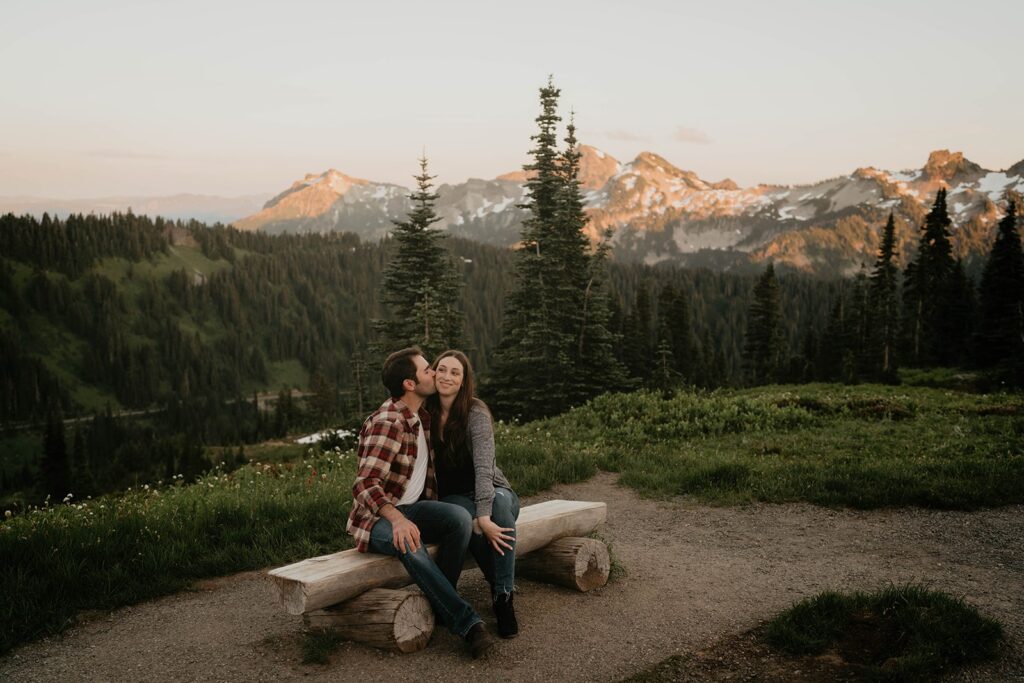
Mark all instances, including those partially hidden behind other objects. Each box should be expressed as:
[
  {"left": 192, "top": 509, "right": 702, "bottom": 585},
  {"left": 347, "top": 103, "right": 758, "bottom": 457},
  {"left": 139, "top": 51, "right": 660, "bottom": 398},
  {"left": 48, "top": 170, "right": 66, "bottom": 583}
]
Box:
[
  {"left": 303, "top": 588, "right": 434, "bottom": 653},
  {"left": 517, "top": 536, "right": 610, "bottom": 592}
]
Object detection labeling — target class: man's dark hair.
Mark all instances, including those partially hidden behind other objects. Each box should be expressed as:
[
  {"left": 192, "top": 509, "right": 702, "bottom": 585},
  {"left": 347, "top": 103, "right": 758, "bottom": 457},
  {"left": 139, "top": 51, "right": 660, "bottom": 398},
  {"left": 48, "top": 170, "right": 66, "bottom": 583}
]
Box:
[{"left": 381, "top": 346, "right": 424, "bottom": 399}]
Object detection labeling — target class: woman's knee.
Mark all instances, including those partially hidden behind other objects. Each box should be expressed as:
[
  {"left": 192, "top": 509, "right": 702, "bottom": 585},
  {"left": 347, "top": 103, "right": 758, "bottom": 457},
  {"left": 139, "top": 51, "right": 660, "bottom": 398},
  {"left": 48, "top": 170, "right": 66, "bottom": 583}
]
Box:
[{"left": 490, "top": 488, "right": 519, "bottom": 527}]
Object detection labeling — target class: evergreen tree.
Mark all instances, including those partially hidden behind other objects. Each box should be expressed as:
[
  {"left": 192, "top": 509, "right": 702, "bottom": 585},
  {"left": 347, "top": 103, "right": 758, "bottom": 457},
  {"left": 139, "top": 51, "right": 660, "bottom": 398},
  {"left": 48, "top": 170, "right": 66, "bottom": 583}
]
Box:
[
  {"left": 376, "top": 155, "right": 462, "bottom": 357},
  {"left": 848, "top": 266, "right": 872, "bottom": 381},
  {"left": 697, "top": 329, "right": 727, "bottom": 388},
  {"left": 868, "top": 212, "right": 900, "bottom": 380},
  {"left": 819, "top": 291, "right": 852, "bottom": 382},
  {"left": 561, "top": 117, "right": 627, "bottom": 403},
  {"left": 902, "top": 189, "right": 955, "bottom": 365},
  {"left": 743, "top": 263, "right": 784, "bottom": 385},
  {"left": 978, "top": 202, "right": 1023, "bottom": 379},
  {"left": 489, "top": 78, "right": 623, "bottom": 420},
  {"left": 659, "top": 283, "right": 697, "bottom": 383},
  {"left": 488, "top": 78, "right": 571, "bottom": 419},
  {"left": 938, "top": 259, "right": 976, "bottom": 366},
  {"left": 651, "top": 329, "right": 679, "bottom": 397},
  {"left": 623, "top": 285, "right": 654, "bottom": 381},
  {"left": 309, "top": 370, "right": 338, "bottom": 425}
]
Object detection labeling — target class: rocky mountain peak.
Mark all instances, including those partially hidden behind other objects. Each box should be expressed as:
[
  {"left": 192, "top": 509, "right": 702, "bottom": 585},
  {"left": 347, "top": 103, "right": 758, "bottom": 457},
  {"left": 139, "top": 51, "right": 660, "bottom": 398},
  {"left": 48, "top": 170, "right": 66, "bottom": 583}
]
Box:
[
  {"left": 632, "top": 151, "right": 680, "bottom": 175},
  {"left": 629, "top": 151, "right": 711, "bottom": 191},
  {"left": 577, "top": 145, "right": 621, "bottom": 190},
  {"left": 921, "top": 150, "right": 983, "bottom": 183}
]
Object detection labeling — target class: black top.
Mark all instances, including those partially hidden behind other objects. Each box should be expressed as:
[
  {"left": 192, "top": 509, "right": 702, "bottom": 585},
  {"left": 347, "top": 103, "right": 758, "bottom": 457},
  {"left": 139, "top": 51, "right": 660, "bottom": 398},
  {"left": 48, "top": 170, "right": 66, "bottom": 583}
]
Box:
[{"left": 434, "top": 436, "right": 475, "bottom": 500}]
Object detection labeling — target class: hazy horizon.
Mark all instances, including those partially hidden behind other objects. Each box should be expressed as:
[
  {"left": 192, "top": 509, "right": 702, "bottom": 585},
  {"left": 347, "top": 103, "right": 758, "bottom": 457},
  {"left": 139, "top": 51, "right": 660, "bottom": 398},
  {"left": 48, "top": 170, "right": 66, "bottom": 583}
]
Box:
[{"left": 2, "top": 0, "right": 1020, "bottom": 199}]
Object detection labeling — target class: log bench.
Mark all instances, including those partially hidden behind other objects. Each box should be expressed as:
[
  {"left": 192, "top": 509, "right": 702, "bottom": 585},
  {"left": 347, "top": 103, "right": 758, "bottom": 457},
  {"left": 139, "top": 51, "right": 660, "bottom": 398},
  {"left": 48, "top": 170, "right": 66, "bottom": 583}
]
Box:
[{"left": 268, "top": 499, "right": 609, "bottom": 652}]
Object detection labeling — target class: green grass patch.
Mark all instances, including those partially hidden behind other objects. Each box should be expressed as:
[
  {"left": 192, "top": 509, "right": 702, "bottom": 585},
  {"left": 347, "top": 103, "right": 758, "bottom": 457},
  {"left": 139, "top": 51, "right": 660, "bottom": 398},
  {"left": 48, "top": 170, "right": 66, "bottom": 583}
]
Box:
[
  {"left": 507, "top": 385, "right": 1024, "bottom": 510},
  {"left": 764, "top": 584, "right": 1004, "bottom": 680},
  {"left": 0, "top": 449, "right": 357, "bottom": 655}
]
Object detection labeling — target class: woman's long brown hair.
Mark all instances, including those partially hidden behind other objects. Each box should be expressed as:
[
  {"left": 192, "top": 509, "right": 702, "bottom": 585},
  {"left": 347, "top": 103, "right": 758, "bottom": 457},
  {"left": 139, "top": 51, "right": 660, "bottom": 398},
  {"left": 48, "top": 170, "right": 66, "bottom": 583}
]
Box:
[{"left": 427, "top": 349, "right": 487, "bottom": 464}]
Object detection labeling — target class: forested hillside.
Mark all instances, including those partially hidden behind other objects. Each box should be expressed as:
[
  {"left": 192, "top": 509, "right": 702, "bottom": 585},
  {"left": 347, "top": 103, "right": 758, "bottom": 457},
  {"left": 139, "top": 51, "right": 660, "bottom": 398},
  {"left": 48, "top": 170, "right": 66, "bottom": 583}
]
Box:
[
  {"left": 0, "top": 212, "right": 850, "bottom": 419},
  {"left": 0, "top": 211, "right": 844, "bottom": 501}
]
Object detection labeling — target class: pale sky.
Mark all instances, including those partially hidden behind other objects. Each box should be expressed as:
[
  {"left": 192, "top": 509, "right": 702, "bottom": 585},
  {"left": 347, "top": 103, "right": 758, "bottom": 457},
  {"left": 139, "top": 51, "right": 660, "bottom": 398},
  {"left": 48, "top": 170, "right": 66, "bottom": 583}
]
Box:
[{"left": 1, "top": 0, "right": 1020, "bottom": 198}]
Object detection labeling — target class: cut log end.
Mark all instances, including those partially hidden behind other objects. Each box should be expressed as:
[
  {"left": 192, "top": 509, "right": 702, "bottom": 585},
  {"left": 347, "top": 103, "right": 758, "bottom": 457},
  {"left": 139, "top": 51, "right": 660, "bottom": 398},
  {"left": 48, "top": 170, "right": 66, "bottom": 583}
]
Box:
[
  {"left": 518, "top": 536, "right": 610, "bottom": 592},
  {"left": 303, "top": 588, "right": 434, "bottom": 653},
  {"left": 393, "top": 591, "right": 434, "bottom": 653},
  {"left": 573, "top": 539, "right": 611, "bottom": 592}
]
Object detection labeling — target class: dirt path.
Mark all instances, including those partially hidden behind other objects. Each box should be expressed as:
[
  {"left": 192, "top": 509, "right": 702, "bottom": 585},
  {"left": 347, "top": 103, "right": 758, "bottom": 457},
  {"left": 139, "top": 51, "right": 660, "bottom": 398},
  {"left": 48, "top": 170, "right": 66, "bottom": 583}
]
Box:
[{"left": 3, "top": 473, "right": 1022, "bottom": 682}]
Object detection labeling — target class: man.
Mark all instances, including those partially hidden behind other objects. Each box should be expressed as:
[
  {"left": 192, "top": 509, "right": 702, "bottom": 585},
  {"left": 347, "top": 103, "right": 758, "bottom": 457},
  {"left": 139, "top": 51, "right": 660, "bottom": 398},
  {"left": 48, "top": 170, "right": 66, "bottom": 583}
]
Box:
[{"left": 346, "top": 347, "right": 493, "bottom": 658}]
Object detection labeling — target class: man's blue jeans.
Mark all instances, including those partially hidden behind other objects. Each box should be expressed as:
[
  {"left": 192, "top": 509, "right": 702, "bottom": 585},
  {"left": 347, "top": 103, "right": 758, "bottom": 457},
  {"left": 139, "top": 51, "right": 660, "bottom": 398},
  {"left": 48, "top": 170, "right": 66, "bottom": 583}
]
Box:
[
  {"left": 368, "top": 500, "right": 482, "bottom": 637},
  {"left": 442, "top": 487, "right": 520, "bottom": 597}
]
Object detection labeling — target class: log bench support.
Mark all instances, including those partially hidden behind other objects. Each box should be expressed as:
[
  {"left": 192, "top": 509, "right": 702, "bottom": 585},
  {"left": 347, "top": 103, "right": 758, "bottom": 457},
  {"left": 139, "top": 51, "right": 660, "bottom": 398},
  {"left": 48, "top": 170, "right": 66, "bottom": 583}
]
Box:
[
  {"left": 517, "top": 536, "right": 610, "bottom": 592},
  {"left": 272, "top": 499, "right": 608, "bottom": 653},
  {"left": 304, "top": 588, "right": 433, "bottom": 653}
]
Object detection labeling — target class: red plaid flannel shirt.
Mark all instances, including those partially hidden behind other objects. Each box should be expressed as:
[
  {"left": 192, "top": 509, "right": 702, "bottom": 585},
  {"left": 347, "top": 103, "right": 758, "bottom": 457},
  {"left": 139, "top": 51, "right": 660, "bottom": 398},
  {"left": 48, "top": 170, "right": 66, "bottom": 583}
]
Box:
[{"left": 346, "top": 397, "right": 436, "bottom": 552}]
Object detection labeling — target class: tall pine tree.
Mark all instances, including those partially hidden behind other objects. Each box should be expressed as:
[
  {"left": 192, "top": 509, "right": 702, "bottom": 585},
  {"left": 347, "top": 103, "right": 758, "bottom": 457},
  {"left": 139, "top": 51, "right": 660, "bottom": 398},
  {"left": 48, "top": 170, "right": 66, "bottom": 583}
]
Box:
[
  {"left": 938, "top": 259, "right": 976, "bottom": 367},
  {"left": 376, "top": 155, "right": 462, "bottom": 357},
  {"left": 902, "top": 189, "right": 955, "bottom": 366},
  {"left": 868, "top": 212, "right": 900, "bottom": 380},
  {"left": 743, "top": 263, "right": 784, "bottom": 385},
  {"left": 978, "top": 201, "right": 1023, "bottom": 379},
  {"left": 560, "top": 114, "right": 627, "bottom": 404},
  {"left": 488, "top": 78, "right": 624, "bottom": 420},
  {"left": 658, "top": 283, "right": 697, "bottom": 383}
]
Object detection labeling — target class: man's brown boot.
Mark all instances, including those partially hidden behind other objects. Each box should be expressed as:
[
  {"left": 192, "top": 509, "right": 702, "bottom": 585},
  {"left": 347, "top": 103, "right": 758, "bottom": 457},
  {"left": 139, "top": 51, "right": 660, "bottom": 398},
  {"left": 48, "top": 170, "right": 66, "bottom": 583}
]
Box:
[{"left": 465, "top": 622, "right": 494, "bottom": 659}]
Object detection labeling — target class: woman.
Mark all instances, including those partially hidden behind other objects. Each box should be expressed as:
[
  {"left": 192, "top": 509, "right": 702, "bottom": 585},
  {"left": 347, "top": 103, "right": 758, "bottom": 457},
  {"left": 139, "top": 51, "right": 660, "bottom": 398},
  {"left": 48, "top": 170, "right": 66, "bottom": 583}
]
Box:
[{"left": 427, "top": 349, "right": 520, "bottom": 638}]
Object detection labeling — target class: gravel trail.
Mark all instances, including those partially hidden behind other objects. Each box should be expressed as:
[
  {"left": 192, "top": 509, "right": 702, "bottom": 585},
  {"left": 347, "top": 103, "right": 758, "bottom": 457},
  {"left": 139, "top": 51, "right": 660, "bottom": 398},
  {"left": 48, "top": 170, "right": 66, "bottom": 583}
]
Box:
[{"left": 3, "top": 472, "right": 1021, "bottom": 682}]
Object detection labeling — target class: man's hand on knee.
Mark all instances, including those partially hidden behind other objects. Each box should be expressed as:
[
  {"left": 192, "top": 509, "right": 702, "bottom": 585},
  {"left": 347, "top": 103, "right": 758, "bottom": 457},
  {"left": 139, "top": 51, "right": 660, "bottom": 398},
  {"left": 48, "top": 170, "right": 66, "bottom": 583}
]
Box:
[
  {"left": 391, "top": 515, "right": 422, "bottom": 554},
  {"left": 378, "top": 503, "right": 421, "bottom": 553}
]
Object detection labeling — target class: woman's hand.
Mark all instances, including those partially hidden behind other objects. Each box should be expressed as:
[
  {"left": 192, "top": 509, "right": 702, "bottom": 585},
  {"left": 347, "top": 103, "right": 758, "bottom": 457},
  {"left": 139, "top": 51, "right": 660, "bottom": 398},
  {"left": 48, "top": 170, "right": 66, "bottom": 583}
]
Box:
[{"left": 476, "top": 515, "right": 515, "bottom": 556}]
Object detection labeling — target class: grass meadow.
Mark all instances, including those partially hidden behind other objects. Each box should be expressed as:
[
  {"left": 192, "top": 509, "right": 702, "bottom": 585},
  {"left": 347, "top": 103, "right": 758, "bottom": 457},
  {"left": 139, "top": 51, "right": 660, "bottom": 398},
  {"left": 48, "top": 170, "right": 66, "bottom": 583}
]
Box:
[{"left": 1, "top": 383, "right": 1021, "bottom": 655}]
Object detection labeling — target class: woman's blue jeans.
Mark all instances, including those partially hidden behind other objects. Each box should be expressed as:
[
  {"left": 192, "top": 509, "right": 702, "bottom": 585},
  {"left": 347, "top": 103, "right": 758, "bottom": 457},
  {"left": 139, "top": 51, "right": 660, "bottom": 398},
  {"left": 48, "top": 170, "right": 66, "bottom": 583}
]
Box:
[
  {"left": 442, "top": 487, "right": 520, "bottom": 597},
  {"left": 367, "top": 500, "right": 481, "bottom": 637}
]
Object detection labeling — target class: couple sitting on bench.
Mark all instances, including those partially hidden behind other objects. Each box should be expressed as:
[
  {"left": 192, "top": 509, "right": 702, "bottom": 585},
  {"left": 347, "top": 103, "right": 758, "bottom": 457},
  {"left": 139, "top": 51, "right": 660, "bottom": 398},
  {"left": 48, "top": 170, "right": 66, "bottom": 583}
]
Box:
[{"left": 347, "top": 347, "right": 519, "bottom": 659}]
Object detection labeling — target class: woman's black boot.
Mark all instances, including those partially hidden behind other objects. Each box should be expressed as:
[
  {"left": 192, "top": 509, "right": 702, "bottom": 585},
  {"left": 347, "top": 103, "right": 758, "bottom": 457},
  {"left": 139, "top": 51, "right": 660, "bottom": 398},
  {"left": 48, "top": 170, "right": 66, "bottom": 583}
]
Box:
[{"left": 493, "top": 593, "right": 518, "bottom": 638}]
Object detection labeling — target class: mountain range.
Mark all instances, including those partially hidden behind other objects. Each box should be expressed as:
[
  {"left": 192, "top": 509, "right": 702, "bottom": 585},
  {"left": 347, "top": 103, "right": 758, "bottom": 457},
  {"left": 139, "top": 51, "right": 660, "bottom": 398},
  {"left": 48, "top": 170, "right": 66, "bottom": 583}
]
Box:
[
  {"left": 232, "top": 146, "right": 1024, "bottom": 276},
  {"left": 7, "top": 148, "right": 1022, "bottom": 277}
]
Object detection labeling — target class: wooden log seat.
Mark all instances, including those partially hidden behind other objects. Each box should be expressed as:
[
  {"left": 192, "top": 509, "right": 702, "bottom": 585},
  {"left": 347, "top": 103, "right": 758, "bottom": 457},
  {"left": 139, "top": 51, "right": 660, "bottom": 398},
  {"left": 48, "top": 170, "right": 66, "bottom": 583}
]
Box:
[{"left": 269, "top": 499, "right": 608, "bottom": 615}]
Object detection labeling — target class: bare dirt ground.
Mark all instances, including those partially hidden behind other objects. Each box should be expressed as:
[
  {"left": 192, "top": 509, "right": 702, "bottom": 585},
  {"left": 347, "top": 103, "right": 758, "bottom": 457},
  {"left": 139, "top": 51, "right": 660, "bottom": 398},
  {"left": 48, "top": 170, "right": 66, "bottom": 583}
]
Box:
[{"left": 2, "top": 472, "right": 1022, "bottom": 682}]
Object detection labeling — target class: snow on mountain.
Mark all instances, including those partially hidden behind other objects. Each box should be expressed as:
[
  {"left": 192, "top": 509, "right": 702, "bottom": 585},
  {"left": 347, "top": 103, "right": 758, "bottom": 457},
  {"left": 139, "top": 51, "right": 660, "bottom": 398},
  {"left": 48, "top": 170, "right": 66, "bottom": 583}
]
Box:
[{"left": 233, "top": 148, "right": 1024, "bottom": 276}]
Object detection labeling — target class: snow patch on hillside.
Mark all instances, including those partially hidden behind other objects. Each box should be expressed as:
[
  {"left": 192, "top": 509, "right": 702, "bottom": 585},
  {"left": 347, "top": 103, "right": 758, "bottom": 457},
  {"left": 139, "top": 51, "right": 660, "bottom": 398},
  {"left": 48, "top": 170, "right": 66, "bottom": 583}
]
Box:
[
  {"left": 673, "top": 223, "right": 746, "bottom": 252},
  {"left": 974, "top": 172, "right": 1015, "bottom": 201},
  {"left": 890, "top": 169, "right": 919, "bottom": 183}
]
